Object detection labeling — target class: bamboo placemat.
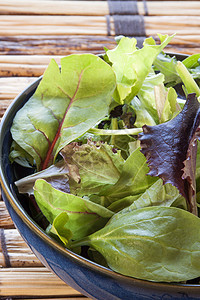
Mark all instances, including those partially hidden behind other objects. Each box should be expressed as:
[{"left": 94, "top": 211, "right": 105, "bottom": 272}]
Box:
[
  {"left": 0, "top": 203, "right": 91, "bottom": 299},
  {"left": 1, "top": 0, "right": 200, "bottom": 299}
]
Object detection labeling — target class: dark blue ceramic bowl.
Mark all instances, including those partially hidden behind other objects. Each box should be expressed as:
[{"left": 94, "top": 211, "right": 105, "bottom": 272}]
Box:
[{"left": 1, "top": 54, "right": 200, "bottom": 300}]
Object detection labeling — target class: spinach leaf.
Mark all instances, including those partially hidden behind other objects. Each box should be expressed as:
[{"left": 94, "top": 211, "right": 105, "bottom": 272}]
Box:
[
  {"left": 116, "top": 179, "right": 186, "bottom": 215},
  {"left": 34, "top": 179, "right": 114, "bottom": 240},
  {"left": 10, "top": 54, "right": 116, "bottom": 170},
  {"left": 72, "top": 207, "right": 200, "bottom": 282},
  {"left": 107, "top": 179, "right": 186, "bottom": 214}
]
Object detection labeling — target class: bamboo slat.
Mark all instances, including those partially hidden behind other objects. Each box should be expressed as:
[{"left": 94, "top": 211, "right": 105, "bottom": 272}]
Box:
[
  {"left": 0, "top": 35, "right": 115, "bottom": 55},
  {"left": 0, "top": 0, "right": 107, "bottom": 16},
  {"left": 0, "top": 55, "right": 61, "bottom": 77},
  {"left": 0, "top": 15, "right": 200, "bottom": 37},
  {"left": 0, "top": 77, "right": 36, "bottom": 99},
  {"left": 1, "top": 1, "right": 200, "bottom": 16},
  {"left": 0, "top": 77, "right": 35, "bottom": 118},
  {"left": 0, "top": 267, "right": 87, "bottom": 297},
  {"left": 0, "top": 229, "right": 43, "bottom": 267},
  {"left": 0, "top": 202, "right": 15, "bottom": 229},
  {"left": 0, "top": 36, "right": 199, "bottom": 59},
  {"left": 0, "top": 55, "right": 62, "bottom": 64},
  {"left": 0, "top": 15, "right": 113, "bottom": 36}
]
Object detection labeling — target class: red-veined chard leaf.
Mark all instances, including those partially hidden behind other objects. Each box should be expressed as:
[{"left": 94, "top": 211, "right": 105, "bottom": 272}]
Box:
[
  {"left": 139, "top": 93, "right": 200, "bottom": 215},
  {"left": 10, "top": 54, "right": 116, "bottom": 170}
]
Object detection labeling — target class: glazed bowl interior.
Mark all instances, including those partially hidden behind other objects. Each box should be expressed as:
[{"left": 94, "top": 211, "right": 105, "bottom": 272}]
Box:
[{"left": 1, "top": 52, "right": 200, "bottom": 300}]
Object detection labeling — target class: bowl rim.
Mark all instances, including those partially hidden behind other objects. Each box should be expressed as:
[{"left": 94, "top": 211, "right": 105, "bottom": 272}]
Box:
[{"left": 1, "top": 51, "right": 200, "bottom": 290}]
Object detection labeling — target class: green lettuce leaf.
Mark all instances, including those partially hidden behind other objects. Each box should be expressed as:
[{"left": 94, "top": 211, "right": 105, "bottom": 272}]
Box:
[
  {"left": 106, "top": 34, "right": 174, "bottom": 104},
  {"left": 47, "top": 212, "right": 72, "bottom": 246},
  {"left": 100, "top": 147, "right": 156, "bottom": 203},
  {"left": 153, "top": 52, "right": 180, "bottom": 86},
  {"left": 131, "top": 70, "right": 180, "bottom": 128},
  {"left": 10, "top": 54, "right": 116, "bottom": 170},
  {"left": 9, "top": 141, "right": 34, "bottom": 168},
  {"left": 34, "top": 179, "right": 114, "bottom": 240},
  {"left": 154, "top": 52, "right": 200, "bottom": 88}
]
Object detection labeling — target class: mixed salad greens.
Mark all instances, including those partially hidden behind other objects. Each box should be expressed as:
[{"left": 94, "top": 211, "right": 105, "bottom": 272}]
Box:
[{"left": 10, "top": 34, "right": 200, "bottom": 283}]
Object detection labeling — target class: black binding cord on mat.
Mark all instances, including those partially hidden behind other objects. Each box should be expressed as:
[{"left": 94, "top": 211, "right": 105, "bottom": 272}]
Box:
[
  {"left": 0, "top": 228, "right": 11, "bottom": 267},
  {"left": 106, "top": 0, "right": 147, "bottom": 47},
  {"left": 143, "top": 0, "right": 148, "bottom": 16},
  {"left": 113, "top": 15, "right": 145, "bottom": 37},
  {"left": 108, "top": 0, "right": 139, "bottom": 15}
]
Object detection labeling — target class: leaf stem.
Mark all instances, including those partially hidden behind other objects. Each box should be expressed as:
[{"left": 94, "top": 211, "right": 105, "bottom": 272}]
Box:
[
  {"left": 110, "top": 118, "right": 118, "bottom": 145},
  {"left": 88, "top": 127, "right": 142, "bottom": 136},
  {"left": 69, "top": 236, "right": 91, "bottom": 249},
  {"left": 176, "top": 61, "right": 200, "bottom": 96}
]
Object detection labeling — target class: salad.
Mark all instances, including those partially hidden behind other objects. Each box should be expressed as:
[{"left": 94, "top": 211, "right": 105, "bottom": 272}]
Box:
[{"left": 9, "top": 34, "right": 200, "bottom": 283}]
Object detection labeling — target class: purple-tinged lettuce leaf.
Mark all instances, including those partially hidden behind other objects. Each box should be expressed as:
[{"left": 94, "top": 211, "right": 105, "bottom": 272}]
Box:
[
  {"left": 10, "top": 54, "right": 116, "bottom": 171},
  {"left": 15, "top": 159, "right": 70, "bottom": 195},
  {"left": 15, "top": 141, "right": 124, "bottom": 199},
  {"left": 139, "top": 93, "right": 200, "bottom": 215},
  {"left": 61, "top": 141, "right": 124, "bottom": 197}
]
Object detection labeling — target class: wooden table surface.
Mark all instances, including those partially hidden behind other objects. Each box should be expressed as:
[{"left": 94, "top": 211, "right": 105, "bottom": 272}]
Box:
[{"left": 1, "top": 1, "right": 200, "bottom": 299}]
